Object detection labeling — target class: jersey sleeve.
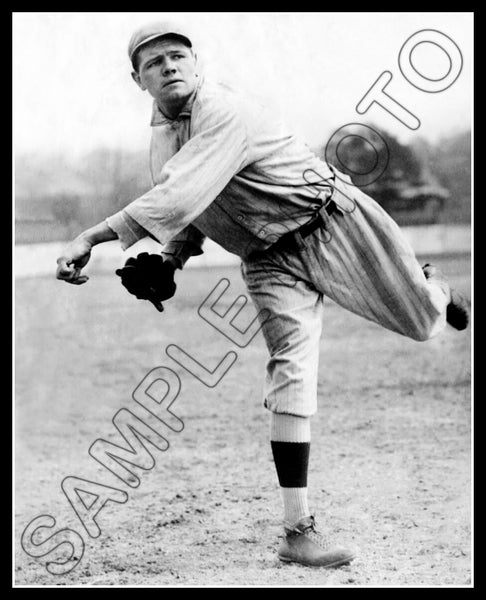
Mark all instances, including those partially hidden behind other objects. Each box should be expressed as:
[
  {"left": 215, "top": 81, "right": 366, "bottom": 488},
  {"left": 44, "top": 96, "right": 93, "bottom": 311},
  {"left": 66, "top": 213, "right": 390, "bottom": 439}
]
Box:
[
  {"left": 105, "top": 210, "right": 148, "bottom": 250},
  {"left": 122, "top": 101, "right": 249, "bottom": 246},
  {"left": 160, "top": 224, "right": 206, "bottom": 268}
]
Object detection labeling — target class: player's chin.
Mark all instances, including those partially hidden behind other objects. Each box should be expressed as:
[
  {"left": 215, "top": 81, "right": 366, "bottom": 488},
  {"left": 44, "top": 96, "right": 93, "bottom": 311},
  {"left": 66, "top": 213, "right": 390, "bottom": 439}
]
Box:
[{"left": 160, "top": 84, "right": 188, "bottom": 101}]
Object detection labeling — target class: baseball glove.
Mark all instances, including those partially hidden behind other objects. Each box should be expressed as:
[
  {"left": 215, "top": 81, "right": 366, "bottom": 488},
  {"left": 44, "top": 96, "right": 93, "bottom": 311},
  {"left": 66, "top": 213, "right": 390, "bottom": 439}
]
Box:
[{"left": 115, "top": 252, "right": 177, "bottom": 312}]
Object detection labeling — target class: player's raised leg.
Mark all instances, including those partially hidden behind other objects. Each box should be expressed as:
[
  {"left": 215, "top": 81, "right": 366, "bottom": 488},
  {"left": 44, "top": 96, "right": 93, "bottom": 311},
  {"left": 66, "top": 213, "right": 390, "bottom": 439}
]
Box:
[{"left": 304, "top": 173, "right": 468, "bottom": 341}]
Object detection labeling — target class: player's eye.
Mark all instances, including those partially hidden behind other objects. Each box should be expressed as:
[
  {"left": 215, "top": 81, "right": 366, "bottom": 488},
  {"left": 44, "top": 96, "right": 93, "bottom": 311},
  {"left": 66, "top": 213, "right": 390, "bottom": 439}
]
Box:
[{"left": 148, "top": 58, "right": 162, "bottom": 68}]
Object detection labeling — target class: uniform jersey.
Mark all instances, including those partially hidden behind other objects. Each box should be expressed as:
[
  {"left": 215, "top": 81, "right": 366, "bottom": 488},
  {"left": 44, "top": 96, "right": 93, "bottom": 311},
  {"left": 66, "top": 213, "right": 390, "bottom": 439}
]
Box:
[{"left": 106, "top": 76, "right": 334, "bottom": 262}]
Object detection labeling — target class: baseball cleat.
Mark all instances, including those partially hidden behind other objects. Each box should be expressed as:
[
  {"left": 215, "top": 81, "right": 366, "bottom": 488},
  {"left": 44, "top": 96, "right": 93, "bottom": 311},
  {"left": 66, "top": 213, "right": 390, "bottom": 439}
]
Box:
[
  {"left": 277, "top": 516, "right": 355, "bottom": 568},
  {"left": 446, "top": 289, "right": 470, "bottom": 331},
  {"left": 422, "top": 263, "right": 469, "bottom": 331}
]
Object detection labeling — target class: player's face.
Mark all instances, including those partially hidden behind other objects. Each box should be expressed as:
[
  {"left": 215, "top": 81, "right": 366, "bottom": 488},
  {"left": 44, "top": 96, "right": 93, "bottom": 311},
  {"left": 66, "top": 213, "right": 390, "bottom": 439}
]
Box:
[{"left": 132, "top": 39, "right": 198, "bottom": 113}]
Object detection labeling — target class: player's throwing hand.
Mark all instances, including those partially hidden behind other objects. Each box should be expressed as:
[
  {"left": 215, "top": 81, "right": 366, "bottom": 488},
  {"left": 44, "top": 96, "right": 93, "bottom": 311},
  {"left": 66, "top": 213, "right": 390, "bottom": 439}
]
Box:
[{"left": 56, "top": 235, "right": 93, "bottom": 285}]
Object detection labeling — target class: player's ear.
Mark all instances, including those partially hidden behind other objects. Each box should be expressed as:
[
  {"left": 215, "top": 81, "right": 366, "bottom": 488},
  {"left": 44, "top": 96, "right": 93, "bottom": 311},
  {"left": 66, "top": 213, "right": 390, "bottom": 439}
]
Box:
[
  {"left": 192, "top": 52, "right": 199, "bottom": 77},
  {"left": 131, "top": 70, "right": 146, "bottom": 91}
]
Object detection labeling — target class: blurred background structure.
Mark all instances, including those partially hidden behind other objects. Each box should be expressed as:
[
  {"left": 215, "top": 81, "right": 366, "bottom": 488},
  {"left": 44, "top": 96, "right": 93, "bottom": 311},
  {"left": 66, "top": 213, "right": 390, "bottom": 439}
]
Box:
[
  {"left": 322, "top": 127, "right": 470, "bottom": 226},
  {"left": 15, "top": 148, "right": 151, "bottom": 244}
]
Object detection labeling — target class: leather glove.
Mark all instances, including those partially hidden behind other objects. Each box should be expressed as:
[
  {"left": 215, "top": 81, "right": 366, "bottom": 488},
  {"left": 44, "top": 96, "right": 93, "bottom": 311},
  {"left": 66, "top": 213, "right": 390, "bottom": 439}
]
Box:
[{"left": 115, "top": 252, "right": 177, "bottom": 312}]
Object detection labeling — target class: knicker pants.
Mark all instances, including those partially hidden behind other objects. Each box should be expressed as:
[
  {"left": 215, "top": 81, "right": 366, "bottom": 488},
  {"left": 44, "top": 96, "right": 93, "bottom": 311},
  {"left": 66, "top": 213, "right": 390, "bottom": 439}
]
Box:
[{"left": 240, "top": 170, "right": 448, "bottom": 417}]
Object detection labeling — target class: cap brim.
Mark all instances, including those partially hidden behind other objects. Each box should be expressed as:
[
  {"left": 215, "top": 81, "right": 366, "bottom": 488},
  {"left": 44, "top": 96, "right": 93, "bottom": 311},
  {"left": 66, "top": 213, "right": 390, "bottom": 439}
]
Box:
[{"left": 130, "top": 32, "right": 192, "bottom": 60}]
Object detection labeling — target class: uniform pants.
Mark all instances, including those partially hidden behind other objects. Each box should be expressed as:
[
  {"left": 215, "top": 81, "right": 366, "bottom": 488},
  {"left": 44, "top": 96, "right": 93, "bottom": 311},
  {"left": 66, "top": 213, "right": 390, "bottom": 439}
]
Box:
[{"left": 240, "top": 171, "right": 448, "bottom": 417}]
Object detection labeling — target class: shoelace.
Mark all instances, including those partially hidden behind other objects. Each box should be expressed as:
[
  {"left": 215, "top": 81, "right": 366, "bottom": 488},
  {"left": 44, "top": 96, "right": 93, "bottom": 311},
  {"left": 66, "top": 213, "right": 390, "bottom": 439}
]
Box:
[
  {"left": 285, "top": 517, "right": 333, "bottom": 551},
  {"left": 303, "top": 527, "right": 333, "bottom": 551}
]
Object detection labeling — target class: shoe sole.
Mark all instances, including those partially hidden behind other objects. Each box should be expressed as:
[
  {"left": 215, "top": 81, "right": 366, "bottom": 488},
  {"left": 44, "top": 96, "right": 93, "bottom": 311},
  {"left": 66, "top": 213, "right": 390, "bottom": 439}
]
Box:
[
  {"left": 278, "top": 553, "right": 355, "bottom": 568},
  {"left": 447, "top": 291, "right": 469, "bottom": 331}
]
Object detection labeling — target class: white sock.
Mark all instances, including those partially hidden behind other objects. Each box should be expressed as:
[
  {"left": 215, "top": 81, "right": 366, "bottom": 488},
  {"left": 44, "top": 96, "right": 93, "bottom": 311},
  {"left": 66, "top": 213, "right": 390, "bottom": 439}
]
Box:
[{"left": 281, "top": 487, "right": 311, "bottom": 525}]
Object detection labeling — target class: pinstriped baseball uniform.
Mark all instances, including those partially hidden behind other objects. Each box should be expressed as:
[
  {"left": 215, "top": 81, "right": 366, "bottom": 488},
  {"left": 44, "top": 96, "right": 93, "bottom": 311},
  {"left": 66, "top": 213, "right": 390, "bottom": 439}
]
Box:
[
  {"left": 107, "top": 75, "right": 448, "bottom": 418},
  {"left": 240, "top": 169, "right": 447, "bottom": 416}
]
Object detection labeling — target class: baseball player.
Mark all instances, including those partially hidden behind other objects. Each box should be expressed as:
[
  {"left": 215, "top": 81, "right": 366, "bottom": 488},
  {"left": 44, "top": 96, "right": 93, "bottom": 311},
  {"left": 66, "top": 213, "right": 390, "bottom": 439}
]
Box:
[{"left": 56, "top": 21, "right": 469, "bottom": 568}]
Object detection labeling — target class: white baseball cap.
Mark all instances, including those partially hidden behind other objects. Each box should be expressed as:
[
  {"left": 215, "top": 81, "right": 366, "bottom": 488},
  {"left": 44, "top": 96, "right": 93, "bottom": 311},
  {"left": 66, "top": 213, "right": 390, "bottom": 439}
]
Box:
[{"left": 128, "top": 20, "right": 193, "bottom": 66}]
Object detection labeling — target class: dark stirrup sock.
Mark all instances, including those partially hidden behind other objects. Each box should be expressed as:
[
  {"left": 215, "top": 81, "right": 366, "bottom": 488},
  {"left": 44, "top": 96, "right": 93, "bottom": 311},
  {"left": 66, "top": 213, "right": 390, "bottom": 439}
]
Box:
[{"left": 270, "top": 413, "right": 311, "bottom": 524}]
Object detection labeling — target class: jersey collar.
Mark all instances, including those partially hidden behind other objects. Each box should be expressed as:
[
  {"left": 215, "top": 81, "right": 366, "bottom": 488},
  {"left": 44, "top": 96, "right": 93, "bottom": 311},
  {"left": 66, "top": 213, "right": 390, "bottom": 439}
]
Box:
[{"left": 150, "top": 75, "right": 203, "bottom": 126}]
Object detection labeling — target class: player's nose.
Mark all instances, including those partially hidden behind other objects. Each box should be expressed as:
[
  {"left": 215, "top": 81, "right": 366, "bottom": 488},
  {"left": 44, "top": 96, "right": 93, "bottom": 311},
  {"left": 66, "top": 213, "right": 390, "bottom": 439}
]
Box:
[{"left": 162, "top": 61, "right": 177, "bottom": 75}]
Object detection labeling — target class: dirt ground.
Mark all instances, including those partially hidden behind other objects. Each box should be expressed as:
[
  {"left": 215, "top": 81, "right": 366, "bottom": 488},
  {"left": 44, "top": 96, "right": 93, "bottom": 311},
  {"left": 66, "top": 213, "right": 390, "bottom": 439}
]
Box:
[{"left": 14, "top": 253, "right": 471, "bottom": 587}]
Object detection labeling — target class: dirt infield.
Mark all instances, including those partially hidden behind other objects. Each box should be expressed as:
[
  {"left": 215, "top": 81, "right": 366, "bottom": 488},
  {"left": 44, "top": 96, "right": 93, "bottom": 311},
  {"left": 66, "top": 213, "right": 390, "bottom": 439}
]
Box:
[{"left": 15, "top": 253, "right": 471, "bottom": 586}]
